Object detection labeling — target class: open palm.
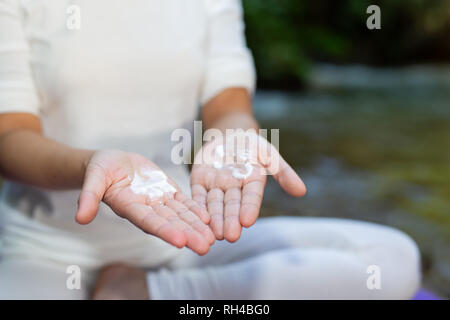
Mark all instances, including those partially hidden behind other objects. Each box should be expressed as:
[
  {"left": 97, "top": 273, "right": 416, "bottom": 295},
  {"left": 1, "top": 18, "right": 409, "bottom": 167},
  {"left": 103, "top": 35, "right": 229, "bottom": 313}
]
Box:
[
  {"left": 76, "top": 150, "right": 214, "bottom": 255},
  {"left": 191, "top": 132, "right": 306, "bottom": 242}
]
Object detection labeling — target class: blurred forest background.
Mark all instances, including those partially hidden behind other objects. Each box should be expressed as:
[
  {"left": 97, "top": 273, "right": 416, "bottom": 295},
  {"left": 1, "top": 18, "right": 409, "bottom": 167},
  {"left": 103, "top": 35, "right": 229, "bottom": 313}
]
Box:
[
  {"left": 242, "top": 0, "right": 450, "bottom": 298},
  {"left": 243, "top": 0, "right": 450, "bottom": 88}
]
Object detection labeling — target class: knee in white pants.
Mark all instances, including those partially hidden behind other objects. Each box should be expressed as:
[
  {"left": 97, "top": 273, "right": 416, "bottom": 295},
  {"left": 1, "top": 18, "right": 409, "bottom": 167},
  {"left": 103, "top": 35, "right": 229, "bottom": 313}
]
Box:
[
  {"left": 366, "top": 227, "right": 421, "bottom": 299},
  {"left": 148, "top": 219, "right": 422, "bottom": 300},
  {"left": 247, "top": 228, "right": 421, "bottom": 300}
]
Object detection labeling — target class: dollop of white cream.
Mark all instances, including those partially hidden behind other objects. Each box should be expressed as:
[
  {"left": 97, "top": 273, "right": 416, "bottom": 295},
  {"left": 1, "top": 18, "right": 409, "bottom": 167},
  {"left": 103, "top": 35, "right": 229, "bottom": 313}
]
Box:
[
  {"left": 130, "top": 169, "right": 176, "bottom": 200},
  {"left": 215, "top": 145, "right": 225, "bottom": 158},
  {"left": 232, "top": 162, "right": 254, "bottom": 179},
  {"left": 213, "top": 145, "right": 254, "bottom": 179}
]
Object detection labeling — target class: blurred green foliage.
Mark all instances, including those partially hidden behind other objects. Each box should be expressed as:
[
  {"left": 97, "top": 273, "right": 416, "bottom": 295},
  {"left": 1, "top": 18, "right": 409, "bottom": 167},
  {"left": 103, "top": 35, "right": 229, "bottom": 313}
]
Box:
[{"left": 243, "top": 0, "right": 450, "bottom": 89}]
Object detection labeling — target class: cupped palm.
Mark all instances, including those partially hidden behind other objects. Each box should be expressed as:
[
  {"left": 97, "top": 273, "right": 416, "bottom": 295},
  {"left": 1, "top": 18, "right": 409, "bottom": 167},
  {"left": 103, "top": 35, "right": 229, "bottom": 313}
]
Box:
[{"left": 76, "top": 150, "right": 214, "bottom": 255}]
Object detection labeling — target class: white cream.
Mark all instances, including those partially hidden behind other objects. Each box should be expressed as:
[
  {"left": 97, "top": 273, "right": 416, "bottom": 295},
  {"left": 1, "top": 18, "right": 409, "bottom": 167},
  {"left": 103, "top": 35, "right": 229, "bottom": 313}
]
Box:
[
  {"left": 232, "top": 162, "right": 254, "bottom": 179},
  {"left": 130, "top": 169, "right": 177, "bottom": 200},
  {"left": 212, "top": 145, "right": 254, "bottom": 179},
  {"left": 213, "top": 161, "right": 223, "bottom": 170},
  {"left": 215, "top": 145, "right": 225, "bottom": 158}
]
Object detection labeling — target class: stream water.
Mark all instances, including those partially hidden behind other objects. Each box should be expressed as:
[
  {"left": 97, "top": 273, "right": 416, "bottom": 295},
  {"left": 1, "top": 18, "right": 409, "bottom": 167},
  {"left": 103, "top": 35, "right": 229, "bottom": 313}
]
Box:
[{"left": 254, "top": 65, "right": 450, "bottom": 298}]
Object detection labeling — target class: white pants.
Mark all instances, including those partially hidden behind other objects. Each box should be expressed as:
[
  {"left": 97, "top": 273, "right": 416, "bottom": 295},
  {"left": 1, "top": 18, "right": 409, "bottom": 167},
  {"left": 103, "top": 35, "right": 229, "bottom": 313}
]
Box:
[{"left": 0, "top": 217, "right": 421, "bottom": 299}]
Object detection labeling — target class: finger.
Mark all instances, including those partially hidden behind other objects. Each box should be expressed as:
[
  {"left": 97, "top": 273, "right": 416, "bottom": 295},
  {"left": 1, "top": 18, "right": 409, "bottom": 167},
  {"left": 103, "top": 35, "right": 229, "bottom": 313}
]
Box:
[
  {"left": 76, "top": 164, "right": 107, "bottom": 225},
  {"left": 124, "top": 203, "right": 187, "bottom": 249},
  {"left": 166, "top": 177, "right": 181, "bottom": 197},
  {"left": 152, "top": 203, "right": 210, "bottom": 255},
  {"left": 191, "top": 184, "right": 207, "bottom": 209},
  {"left": 223, "top": 187, "right": 242, "bottom": 242},
  {"left": 207, "top": 188, "right": 224, "bottom": 240},
  {"left": 175, "top": 192, "right": 210, "bottom": 224},
  {"left": 167, "top": 199, "right": 215, "bottom": 245},
  {"left": 264, "top": 147, "right": 306, "bottom": 197},
  {"left": 240, "top": 180, "right": 265, "bottom": 228}
]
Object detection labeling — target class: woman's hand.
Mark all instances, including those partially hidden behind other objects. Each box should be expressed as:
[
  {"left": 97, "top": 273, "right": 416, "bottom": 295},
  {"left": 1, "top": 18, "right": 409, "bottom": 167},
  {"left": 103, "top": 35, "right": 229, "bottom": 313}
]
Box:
[
  {"left": 190, "top": 132, "right": 306, "bottom": 242},
  {"left": 76, "top": 150, "right": 215, "bottom": 255}
]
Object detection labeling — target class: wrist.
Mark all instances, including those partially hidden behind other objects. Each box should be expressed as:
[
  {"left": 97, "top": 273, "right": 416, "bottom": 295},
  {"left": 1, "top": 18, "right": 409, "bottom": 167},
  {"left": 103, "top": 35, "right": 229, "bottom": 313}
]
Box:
[
  {"left": 208, "top": 112, "right": 259, "bottom": 136},
  {"left": 75, "top": 149, "right": 96, "bottom": 187}
]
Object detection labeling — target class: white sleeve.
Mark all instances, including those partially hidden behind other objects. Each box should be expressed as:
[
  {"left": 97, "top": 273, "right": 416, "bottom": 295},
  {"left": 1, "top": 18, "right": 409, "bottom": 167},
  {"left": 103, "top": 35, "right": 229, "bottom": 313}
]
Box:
[
  {"left": 0, "top": 0, "right": 40, "bottom": 115},
  {"left": 200, "top": 0, "right": 256, "bottom": 105}
]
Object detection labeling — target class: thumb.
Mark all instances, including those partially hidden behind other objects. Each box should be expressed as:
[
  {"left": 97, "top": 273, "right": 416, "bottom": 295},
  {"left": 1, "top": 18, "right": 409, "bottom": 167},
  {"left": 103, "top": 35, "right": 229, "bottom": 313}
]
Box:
[
  {"left": 263, "top": 146, "right": 307, "bottom": 197},
  {"left": 75, "top": 164, "right": 107, "bottom": 224},
  {"left": 272, "top": 161, "right": 307, "bottom": 197}
]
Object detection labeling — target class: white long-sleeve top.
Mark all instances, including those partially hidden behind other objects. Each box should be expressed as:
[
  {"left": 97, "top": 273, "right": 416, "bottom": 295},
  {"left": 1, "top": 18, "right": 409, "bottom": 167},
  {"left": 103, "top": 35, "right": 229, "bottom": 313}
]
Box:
[{"left": 0, "top": 0, "right": 255, "bottom": 268}]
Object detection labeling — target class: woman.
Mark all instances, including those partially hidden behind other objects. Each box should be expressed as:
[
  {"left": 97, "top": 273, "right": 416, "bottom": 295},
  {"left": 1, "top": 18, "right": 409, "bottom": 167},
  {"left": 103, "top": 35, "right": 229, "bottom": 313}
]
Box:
[{"left": 0, "top": 0, "right": 420, "bottom": 299}]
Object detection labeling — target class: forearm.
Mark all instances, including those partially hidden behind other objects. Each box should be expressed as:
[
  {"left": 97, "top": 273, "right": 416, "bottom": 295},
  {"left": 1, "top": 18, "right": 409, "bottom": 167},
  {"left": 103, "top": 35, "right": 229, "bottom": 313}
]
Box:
[
  {"left": 0, "top": 129, "right": 94, "bottom": 189},
  {"left": 202, "top": 88, "right": 259, "bottom": 133},
  {"left": 207, "top": 112, "right": 259, "bottom": 134}
]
